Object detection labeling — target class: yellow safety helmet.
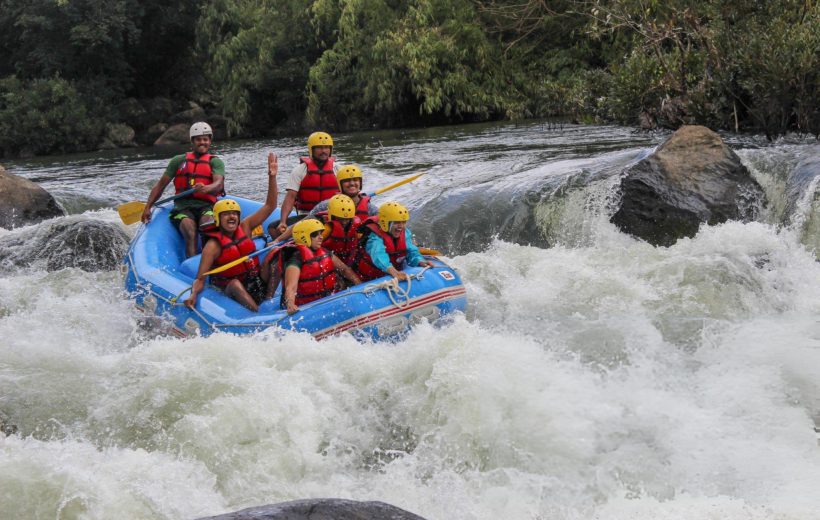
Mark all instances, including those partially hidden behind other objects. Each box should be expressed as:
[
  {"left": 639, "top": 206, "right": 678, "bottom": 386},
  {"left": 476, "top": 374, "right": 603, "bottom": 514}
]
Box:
[
  {"left": 377, "top": 201, "right": 409, "bottom": 232},
  {"left": 336, "top": 164, "right": 363, "bottom": 189},
  {"left": 293, "top": 218, "right": 326, "bottom": 247},
  {"left": 328, "top": 194, "right": 356, "bottom": 220},
  {"left": 213, "top": 199, "right": 241, "bottom": 226},
  {"left": 307, "top": 131, "right": 333, "bottom": 155}
]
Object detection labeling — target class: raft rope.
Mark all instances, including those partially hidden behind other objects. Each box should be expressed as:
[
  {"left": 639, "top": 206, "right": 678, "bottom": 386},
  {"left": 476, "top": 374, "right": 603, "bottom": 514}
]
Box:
[{"left": 362, "top": 266, "right": 430, "bottom": 309}]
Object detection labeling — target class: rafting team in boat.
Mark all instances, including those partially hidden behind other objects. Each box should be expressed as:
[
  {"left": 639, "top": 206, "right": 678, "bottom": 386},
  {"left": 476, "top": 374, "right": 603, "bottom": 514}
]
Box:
[{"left": 142, "top": 122, "right": 432, "bottom": 314}]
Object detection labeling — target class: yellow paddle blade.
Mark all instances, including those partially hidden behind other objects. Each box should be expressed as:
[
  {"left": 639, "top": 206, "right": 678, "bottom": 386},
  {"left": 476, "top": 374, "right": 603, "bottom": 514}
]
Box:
[
  {"left": 204, "top": 255, "right": 247, "bottom": 276},
  {"left": 251, "top": 224, "right": 264, "bottom": 237},
  {"left": 117, "top": 201, "right": 146, "bottom": 225},
  {"left": 419, "top": 247, "right": 441, "bottom": 256},
  {"left": 374, "top": 172, "right": 426, "bottom": 196}
]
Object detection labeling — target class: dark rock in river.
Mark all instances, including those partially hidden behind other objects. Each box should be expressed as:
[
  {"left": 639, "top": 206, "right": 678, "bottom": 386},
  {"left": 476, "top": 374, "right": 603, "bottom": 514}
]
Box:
[
  {"left": 0, "top": 217, "right": 130, "bottom": 272},
  {"left": 610, "top": 125, "right": 766, "bottom": 246},
  {"left": 0, "top": 166, "right": 65, "bottom": 229},
  {"left": 169, "top": 102, "right": 207, "bottom": 126},
  {"left": 196, "top": 498, "right": 427, "bottom": 520},
  {"left": 154, "top": 123, "right": 191, "bottom": 146}
]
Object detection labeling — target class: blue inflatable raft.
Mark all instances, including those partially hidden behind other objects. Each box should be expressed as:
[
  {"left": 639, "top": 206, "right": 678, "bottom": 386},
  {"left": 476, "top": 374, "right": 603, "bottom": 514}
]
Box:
[{"left": 122, "top": 197, "right": 467, "bottom": 340}]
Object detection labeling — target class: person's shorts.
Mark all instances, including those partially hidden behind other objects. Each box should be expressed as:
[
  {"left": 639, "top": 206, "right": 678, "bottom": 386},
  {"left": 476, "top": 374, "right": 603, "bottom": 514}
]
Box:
[
  {"left": 169, "top": 204, "right": 214, "bottom": 231},
  {"left": 212, "top": 272, "right": 267, "bottom": 305}
]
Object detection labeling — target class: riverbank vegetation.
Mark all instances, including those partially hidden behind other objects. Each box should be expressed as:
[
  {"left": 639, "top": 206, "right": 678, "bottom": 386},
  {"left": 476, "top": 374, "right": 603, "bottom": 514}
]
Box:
[{"left": 0, "top": 0, "right": 816, "bottom": 157}]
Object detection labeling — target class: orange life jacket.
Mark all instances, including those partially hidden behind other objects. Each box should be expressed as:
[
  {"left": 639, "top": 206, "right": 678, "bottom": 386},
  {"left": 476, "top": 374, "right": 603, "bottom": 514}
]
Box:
[
  {"left": 355, "top": 194, "right": 372, "bottom": 219},
  {"left": 354, "top": 217, "right": 408, "bottom": 281},
  {"left": 295, "top": 156, "right": 339, "bottom": 211},
  {"left": 174, "top": 152, "right": 218, "bottom": 204},
  {"left": 316, "top": 211, "right": 361, "bottom": 265},
  {"left": 281, "top": 245, "right": 336, "bottom": 305},
  {"left": 205, "top": 226, "right": 259, "bottom": 286}
]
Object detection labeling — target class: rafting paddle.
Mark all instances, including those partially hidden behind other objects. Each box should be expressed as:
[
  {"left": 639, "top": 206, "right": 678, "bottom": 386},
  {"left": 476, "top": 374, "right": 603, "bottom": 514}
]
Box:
[
  {"left": 373, "top": 172, "right": 426, "bottom": 195},
  {"left": 117, "top": 188, "right": 196, "bottom": 225},
  {"left": 205, "top": 239, "right": 291, "bottom": 277},
  {"left": 171, "top": 240, "right": 293, "bottom": 303}
]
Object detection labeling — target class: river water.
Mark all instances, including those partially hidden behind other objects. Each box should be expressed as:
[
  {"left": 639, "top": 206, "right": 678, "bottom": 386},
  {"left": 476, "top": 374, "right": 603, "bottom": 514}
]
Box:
[{"left": 1, "top": 121, "right": 819, "bottom": 519}]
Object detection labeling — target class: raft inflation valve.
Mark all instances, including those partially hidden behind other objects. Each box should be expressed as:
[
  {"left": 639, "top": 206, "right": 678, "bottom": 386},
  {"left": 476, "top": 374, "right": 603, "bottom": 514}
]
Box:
[
  {"left": 142, "top": 295, "right": 157, "bottom": 313},
  {"left": 183, "top": 318, "right": 200, "bottom": 335}
]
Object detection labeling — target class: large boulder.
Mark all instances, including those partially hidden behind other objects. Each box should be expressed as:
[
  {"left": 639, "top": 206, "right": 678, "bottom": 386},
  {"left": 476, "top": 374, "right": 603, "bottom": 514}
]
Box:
[
  {"left": 610, "top": 125, "right": 766, "bottom": 246},
  {"left": 169, "top": 102, "right": 207, "bottom": 125},
  {"left": 0, "top": 166, "right": 65, "bottom": 229},
  {"left": 154, "top": 123, "right": 190, "bottom": 146},
  {"left": 99, "top": 123, "right": 137, "bottom": 150},
  {"left": 0, "top": 217, "right": 130, "bottom": 272},
  {"left": 195, "top": 499, "right": 427, "bottom": 520}
]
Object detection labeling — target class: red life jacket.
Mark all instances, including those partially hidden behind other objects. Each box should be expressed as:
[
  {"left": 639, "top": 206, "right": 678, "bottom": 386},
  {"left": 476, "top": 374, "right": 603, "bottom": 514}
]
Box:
[
  {"left": 205, "top": 226, "right": 259, "bottom": 285},
  {"left": 316, "top": 211, "right": 361, "bottom": 265},
  {"left": 355, "top": 194, "right": 372, "bottom": 219},
  {"left": 354, "top": 217, "right": 408, "bottom": 281},
  {"left": 295, "top": 156, "right": 339, "bottom": 211},
  {"left": 280, "top": 245, "right": 336, "bottom": 305},
  {"left": 174, "top": 152, "right": 218, "bottom": 204}
]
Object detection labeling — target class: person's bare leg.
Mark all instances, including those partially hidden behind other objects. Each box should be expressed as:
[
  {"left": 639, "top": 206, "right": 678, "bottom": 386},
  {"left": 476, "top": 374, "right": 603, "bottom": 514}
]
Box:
[
  {"left": 178, "top": 218, "right": 198, "bottom": 258},
  {"left": 225, "top": 279, "right": 259, "bottom": 312}
]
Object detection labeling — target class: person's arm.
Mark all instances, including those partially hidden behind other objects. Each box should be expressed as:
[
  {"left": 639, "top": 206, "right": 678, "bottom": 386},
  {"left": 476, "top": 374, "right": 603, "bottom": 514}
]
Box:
[
  {"left": 184, "top": 240, "right": 221, "bottom": 308},
  {"left": 278, "top": 163, "right": 307, "bottom": 233},
  {"left": 365, "top": 235, "right": 408, "bottom": 280},
  {"left": 243, "top": 153, "right": 279, "bottom": 234},
  {"left": 307, "top": 199, "right": 329, "bottom": 218},
  {"left": 332, "top": 255, "right": 362, "bottom": 285},
  {"left": 404, "top": 229, "right": 433, "bottom": 267},
  {"left": 195, "top": 156, "right": 224, "bottom": 196},
  {"left": 283, "top": 265, "right": 300, "bottom": 314},
  {"left": 141, "top": 175, "right": 173, "bottom": 223},
  {"left": 277, "top": 191, "right": 298, "bottom": 234}
]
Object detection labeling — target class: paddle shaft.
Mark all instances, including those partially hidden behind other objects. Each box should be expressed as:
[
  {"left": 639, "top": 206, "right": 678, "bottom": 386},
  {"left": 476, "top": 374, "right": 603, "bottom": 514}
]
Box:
[
  {"left": 203, "top": 239, "right": 290, "bottom": 277},
  {"left": 373, "top": 172, "right": 425, "bottom": 196},
  {"left": 155, "top": 188, "right": 196, "bottom": 206}
]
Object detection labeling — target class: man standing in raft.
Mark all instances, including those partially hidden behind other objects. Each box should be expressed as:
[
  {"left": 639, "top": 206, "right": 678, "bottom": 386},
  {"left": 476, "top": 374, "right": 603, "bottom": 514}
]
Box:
[
  {"left": 184, "top": 154, "right": 278, "bottom": 312},
  {"left": 356, "top": 201, "right": 433, "bottom": 282},
  {"left": 280, "top": 218, "right": 362, "bottom": 315},
  {"left": 141, "top": 122, "right": 225, "bottom": 257},
  {"left": 274, "top": 131, "right": 339, "bottom": 235}
]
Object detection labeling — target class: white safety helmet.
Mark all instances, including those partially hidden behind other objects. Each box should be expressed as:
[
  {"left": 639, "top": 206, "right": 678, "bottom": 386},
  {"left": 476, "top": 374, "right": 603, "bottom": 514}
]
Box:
[{"left": 189, "top": 122, "right": 213, "bottom": 139}]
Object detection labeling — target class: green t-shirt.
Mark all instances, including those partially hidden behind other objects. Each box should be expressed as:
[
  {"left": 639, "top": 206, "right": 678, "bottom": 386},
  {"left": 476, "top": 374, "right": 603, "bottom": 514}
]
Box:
[{"left": 163, "top": 153, "right": 226, "bottom": 211}]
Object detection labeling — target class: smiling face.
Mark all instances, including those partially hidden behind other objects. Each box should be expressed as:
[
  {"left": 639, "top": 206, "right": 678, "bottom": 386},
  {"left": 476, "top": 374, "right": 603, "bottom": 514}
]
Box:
[
  {"left": 389, "top": 221, "right": 406, "bottom": 238},
  {"left": 192, "top": 135, "right": 212, "bottom": 155},
  {"left": 219, "top": 210, "right": 240, "bottom": 233},
  {"left": 340, "top": 178, "right": 361, "bottom": 198}
]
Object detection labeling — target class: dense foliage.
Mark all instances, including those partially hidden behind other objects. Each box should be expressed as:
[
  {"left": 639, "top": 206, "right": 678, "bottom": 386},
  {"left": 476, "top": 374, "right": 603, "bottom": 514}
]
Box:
[{"left": 0, "top": 0, "right": 816, "bottom": 157}]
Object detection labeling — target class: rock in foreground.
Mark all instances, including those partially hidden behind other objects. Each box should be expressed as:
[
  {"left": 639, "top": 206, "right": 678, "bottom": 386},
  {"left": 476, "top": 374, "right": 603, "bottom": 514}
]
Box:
[{"left": 196, "top": 498, "right": 428, "bottom": 520}]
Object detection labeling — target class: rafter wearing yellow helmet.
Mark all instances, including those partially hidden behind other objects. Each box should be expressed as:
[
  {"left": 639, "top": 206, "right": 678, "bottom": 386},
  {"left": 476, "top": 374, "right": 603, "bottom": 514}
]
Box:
[
  {"left": 280, "top": 217, "right": 362, "bottom": 315},
  {"left": 183, "top": 153, "right": 280, "bottom": 313},
  {"left": 354, "top": 201, "right": 434, "bottom": 283},
  {"left": 273, "top": 131, "right": 340, "bottom": 237}
]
